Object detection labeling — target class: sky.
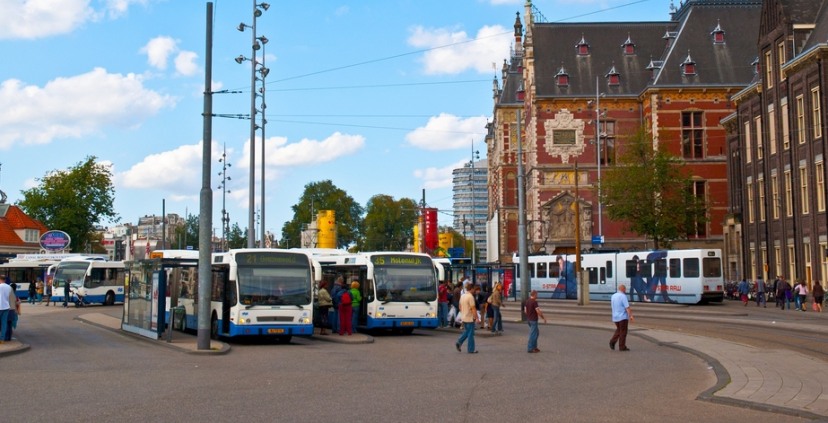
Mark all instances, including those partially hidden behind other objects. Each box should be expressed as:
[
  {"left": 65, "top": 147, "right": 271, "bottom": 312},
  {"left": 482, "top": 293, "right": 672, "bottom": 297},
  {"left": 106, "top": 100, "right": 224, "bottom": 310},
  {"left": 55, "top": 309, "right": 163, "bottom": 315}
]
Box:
[{"left": 0, "top": 0, "right": 675, "bottom": 241}]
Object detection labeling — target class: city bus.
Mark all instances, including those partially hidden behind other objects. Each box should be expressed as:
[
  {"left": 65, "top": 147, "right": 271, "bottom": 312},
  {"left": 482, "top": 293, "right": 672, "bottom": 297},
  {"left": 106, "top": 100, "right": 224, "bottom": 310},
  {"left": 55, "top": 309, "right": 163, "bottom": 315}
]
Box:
[
  {"left": 51, "top": 256, "right": 126, "bottom": 305},
  {"left": 513, "top": 249, "right": 724, "bottom": 304},
  {"left": 172, "top": 248, "right": 320, "bottom": 341},
  {"left": 0, "top": 253, "right": 99, "bottom": 300},
  {"left": 306, "top": 250, "right": 439, "bottom": 333}
]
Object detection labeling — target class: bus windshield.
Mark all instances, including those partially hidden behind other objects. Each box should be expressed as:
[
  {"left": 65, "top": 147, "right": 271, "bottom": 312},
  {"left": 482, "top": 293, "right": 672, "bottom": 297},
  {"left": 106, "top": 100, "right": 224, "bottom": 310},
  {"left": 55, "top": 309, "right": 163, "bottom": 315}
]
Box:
[
  {"left": 375, "top": 266, "right": 437, "bottom": 303},
  {"left": 237, "top": 266, "right": 311, "bottom": 307},
  {"left": 53, "top": 262, "right": 89, "bottom": 289}
]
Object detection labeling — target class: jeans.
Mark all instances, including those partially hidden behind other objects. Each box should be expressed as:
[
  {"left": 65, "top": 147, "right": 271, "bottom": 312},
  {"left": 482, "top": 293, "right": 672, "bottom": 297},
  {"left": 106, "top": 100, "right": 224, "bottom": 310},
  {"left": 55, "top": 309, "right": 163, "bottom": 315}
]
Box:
[
  {"left": 331, "top": 307, "right": 339, "bottom": 333},
  {"left": 491, "top": 306, "right": 502, "bottom": 332},
  {"left": 0, "top": 309, "right": 9, "bottom": 341},
  {"left": 456, "top": 322, "right": 476, "bottom": 352},
  {"left": 527, "top": 320, "right": 539, "bottom": 351},
  {"left": 438, "top": 302, "right": 448, "bottom": 327},
  {"left": 352, "top": 304, "right": 360, "bottom": 331}
]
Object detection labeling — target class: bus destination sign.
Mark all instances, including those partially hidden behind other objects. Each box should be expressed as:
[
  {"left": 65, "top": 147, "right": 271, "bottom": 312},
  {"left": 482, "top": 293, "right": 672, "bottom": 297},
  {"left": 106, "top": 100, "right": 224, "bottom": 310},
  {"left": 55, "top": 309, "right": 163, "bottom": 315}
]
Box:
[{"left": 371, "top": 254, "right": 430, "bottom": 266}]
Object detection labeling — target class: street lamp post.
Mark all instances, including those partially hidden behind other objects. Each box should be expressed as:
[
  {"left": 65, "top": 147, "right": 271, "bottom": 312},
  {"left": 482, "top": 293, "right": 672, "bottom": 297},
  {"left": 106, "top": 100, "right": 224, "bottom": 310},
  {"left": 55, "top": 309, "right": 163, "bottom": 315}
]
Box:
[
  {"left": 258, "top": 38, "right": 269, "bottom": 248},
  {"left": 218, "top": 144, "right": 231, "bottom": 252},
  {"left": 595, "top": 76, "right": 604, "bottom": 244},
  {"left": 237, "top": 1, "right": 269, "bottom": 248}
]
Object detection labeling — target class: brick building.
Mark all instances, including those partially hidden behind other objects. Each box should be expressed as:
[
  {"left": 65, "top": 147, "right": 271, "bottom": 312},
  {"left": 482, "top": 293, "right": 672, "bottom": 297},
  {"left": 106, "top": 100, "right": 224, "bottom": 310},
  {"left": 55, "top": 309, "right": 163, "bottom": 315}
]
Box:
[
  {"left": 0, "top": 199, "right": 49, "bottom": 260},
  {"left": 486, "top": 0, "right": 761, "bottom": 263}
]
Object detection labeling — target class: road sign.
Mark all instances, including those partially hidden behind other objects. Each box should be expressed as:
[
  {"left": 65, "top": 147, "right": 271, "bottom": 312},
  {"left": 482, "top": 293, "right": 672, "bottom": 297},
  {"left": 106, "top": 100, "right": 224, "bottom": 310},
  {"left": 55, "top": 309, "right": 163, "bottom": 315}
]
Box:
[
  {"left": 591, "top": 235, "right": 604, "bottom": 244},
  {"left": 447, "top": 247, "right": 464, "bottom": 257}
]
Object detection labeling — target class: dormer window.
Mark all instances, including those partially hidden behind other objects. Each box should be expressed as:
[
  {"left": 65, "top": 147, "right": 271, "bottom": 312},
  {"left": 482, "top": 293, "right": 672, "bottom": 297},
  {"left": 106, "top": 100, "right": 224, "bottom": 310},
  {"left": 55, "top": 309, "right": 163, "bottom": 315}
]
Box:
[
  {"left": 681, "top": 51, "right": 696, "bottom": 75},
  {"left": 622, "top": 34, "right": 635, "bottom": 55},
  {"left": 711, "top": 20, "right": 725, "bottom": 44},
  {"left": 646, "top": 57, "right": 663, "bottom": 79},
  {"left": 663, "top": 30, "right": 677, "bottom": 48},
  {"left": 576, "top": 34, "right": 590, "bottom": 55},
  {"left": 555, "top": 65, "right": 569, "bottom": 87},
  {"left": 752, "top": 57, "right": 760, "bottom": 75},
  {"left": 516, "top": 81, "right": 525, "bottom": 101},
  {"left": 606, "top": 65, "right": 620, "bottom": 86}
]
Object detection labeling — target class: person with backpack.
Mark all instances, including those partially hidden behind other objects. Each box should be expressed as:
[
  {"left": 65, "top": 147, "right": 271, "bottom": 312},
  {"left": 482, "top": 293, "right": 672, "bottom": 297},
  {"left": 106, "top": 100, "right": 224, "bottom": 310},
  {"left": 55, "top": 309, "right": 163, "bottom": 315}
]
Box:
[
  {"left": 349, "top": 279, "right": 362, "bottom": 332},
  {"left": 330, "top": 277, "right": 345, "bottom": 334},
  {"left": 338, "top": 285, "right": 353, "bottom": 336}
]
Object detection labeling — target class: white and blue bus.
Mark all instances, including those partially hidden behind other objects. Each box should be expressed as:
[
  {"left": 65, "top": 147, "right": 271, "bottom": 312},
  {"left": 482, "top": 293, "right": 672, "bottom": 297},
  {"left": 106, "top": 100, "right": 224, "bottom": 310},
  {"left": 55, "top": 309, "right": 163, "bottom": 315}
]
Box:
[
  {"left": 513, "top": 249, "right": 724, "bottom": 304},
  {"left": 0, "top": 254, "right": 100, "bottom": 300},
  {"left": 307, "top": 251, "right": 439, "bottom": 333},
  {"left": 51, "top": 256, "right": 125, "bottom": 305},
  {"left": 170, "top": 249, "right": 320, "bottom": 341}
]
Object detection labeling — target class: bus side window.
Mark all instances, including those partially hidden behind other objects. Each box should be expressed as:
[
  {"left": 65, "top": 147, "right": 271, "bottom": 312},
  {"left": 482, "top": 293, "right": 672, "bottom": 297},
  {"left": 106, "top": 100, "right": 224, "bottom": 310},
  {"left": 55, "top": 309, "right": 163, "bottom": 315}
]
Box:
[
  {"left": 669, "top": 258, "right": 681, "bottom": 278},
  {"left": 683, "top": 258, "right": 700, "bottom": 278}
]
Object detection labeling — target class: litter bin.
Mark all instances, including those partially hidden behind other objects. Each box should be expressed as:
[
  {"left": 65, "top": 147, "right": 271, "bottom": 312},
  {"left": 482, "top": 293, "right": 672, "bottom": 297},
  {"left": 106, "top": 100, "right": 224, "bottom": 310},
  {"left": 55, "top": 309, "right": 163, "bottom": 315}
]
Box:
[{"left": 173, "top": 306, "right": 186, "bottom": 331}]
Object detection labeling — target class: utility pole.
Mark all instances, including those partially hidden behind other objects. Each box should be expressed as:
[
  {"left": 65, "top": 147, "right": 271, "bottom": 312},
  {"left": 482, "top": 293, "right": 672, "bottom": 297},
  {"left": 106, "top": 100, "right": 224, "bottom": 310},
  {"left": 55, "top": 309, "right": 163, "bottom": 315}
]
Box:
[
  {"left": 517, "top": 109, "right": 530, "bottom": 319},
  {"left": 197, "top": 1, "right": 215, "bottom": 350}
]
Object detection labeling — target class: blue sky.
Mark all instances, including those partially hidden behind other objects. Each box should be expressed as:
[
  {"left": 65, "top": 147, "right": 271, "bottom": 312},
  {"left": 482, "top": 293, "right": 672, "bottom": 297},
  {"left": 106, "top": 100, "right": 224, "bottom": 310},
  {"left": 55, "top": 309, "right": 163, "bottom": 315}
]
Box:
[{"left": 0, "top": 0, "right": 672, "bottom": 239}]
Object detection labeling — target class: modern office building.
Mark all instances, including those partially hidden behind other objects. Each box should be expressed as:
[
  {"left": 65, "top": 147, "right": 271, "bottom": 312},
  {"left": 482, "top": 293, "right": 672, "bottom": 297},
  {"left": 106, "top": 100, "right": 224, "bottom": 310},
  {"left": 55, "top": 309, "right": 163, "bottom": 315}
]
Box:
[{"left": 452, "top": 159, "right": 488, "bottom": 261}]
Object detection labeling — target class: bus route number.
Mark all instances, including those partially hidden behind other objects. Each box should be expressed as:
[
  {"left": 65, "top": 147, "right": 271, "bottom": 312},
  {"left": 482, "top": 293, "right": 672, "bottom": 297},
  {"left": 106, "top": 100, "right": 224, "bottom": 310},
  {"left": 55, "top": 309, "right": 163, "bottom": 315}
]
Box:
[{"left": 268, "top": 328, "right": 285, "bottom": 334}]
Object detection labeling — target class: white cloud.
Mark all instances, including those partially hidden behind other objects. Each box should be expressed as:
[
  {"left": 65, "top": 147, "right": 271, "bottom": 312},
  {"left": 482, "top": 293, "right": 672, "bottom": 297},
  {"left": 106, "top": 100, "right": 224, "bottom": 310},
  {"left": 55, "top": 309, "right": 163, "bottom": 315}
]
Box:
[
  {"left": 117, "top": 141, "right": 219, "bottom": 200},
  {"left": 414, "top": 159, "right": 468, "bottom": 190},
  {"left": 0, "top": 67, "right": 176, "bottom": 149},
  {"left": 174, "top": 51, "right": 199, "bottom": 76},
  {"left": 407, "top": 25, "right": 511, "bottom": 75},
  {"left": 405, "top": 114, "right": 488, "bottom": 151},
  {"left": 0, "top": 0, "right": 148, "bottom": 40},
  {"left": 238, "top": 132, "right": 366, "bottom": 170},
  {"left": 141, "top": 36, "right": 177, "bottom": 70}
]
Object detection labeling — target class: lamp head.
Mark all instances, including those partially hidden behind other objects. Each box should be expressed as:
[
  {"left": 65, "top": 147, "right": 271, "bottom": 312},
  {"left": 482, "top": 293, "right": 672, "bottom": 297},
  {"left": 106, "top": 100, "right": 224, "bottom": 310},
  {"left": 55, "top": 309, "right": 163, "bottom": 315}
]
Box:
[
  {"left": 254, "top": 8, "right": 262, "bottom": 17},
  {"left": 253, "top": 40, "right": 261, "bottom": 51},
  {"left": 237, "top": 23, "right": 247, "bottom": 32},
  {"left": 259, "top": 3, "right": 270, "bottom": 11},
  {"left": 260, "top": 67, "right": 270, "bottom": 78},
  {"left": 258, "top": 36, "right": 269, "bottom": 45},
  {"left": 234, "top": 55, "right": 245, "bottom": 64}
]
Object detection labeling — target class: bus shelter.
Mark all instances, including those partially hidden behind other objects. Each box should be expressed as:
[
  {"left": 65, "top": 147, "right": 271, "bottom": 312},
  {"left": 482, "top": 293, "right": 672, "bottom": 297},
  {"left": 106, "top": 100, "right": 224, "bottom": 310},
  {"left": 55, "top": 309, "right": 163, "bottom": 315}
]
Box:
[{"left": 122, "top": 257, "right": 197, "bottom": 339}]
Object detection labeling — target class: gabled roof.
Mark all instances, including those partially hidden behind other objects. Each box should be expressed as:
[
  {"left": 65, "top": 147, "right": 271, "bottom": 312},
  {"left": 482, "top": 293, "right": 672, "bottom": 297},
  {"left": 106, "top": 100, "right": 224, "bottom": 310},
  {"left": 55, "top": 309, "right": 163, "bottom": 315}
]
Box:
[
  {"left": 653, "top": 1, "right": 762, "bottom": 86},
  {"left": 777, "top": 0, "right": 825, "bottom": 25},
  {"left": 499, "top": 54, "right": 525, "bottom": 105},
  {"left": 532, "top": 21, "right": 673, "bottom": 97},
  {"left": 0, "top": 205, "right": 48, "bottom": 246},
  {"left": 800, "top": 0, "right": 828, "bottom": 51}
]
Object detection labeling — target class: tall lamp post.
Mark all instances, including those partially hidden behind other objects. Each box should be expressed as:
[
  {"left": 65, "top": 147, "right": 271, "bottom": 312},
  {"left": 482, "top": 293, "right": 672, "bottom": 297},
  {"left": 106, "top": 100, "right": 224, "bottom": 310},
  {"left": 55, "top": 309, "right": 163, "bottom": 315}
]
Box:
[
  {"left": 258, "top": 38, "right": 269, "bottom": 248},
  {"left": 236, "top": 1, "right": 269, "bottom": 248},
  {"left": 218, "top": 144, "right": 231, "bottom": 252},
  {"left": 595, "top": 76, "right": 605, "bottom": 245}
]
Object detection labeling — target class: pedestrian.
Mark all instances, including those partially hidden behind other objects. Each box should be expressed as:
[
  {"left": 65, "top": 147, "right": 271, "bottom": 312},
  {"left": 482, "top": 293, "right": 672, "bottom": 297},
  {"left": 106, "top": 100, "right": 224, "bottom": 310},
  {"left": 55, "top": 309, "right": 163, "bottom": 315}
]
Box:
[
  {"left": 796, "top": 281, "right": 808, "bottom": 312},
  {"left": 0, "top": 275, "right": 12, "bottom": 344},
  {"left": 450, "top": 282, "right": 462, "bottom": 328},
  {"left": 455, "top": 283, "right": 479, "bottom": 353},
  {"left": 774, "top": 277, "right": 784, "bottom": 308},
  {"left": 478, "top": 285, "right": 490, "bottom": 330},
  {"left": 437, "top": 280, "right": 450, "bottom": 328},
  {"left": 489, "top": 282, "right": 504, "bottom": 334},
  {"left": 755, "top": 279, "right": 766, "bottom": 308},
  {"left": 525, "top": 290, "right": 546, "bottom": 353},
  {"left": 330, "top": 276, "right": 345, "bottom": 334},
  {"left": 27, "top": 280, "right": 37, "bottom": 304},
  {"left": 44, "top": 279, "right": 53, "bottom": 306},
  {"left": 35, "top": 278, "right": 44, "bottom": 303},
  {"left": 350, "top": 279, "right": 362, "bottom": 332},
  {"left": 784, "top": 280, "right": 793, "bottom": 310},
  {"left": 812, "top": 282, "right": 824, "bottom": 313},
  {"left": 609, "top": 284, "right": 633, "bottom": 351},
  {"left": 737, "top": 279, "right": 750, "bottom": 306},
  {"left": 63, "top": 280, "right": 71, "bottom": 308},
  {"left": 316, "top": 281, "right": 332, "bottom": 335},
  {"left": 338, "top": 284, "right": 353, "bottom": 336}
]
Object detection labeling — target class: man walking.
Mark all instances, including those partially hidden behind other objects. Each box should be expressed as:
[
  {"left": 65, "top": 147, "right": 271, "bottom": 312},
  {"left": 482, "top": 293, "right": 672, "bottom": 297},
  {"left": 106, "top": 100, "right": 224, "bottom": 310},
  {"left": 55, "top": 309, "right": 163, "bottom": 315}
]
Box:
[
  {"left": 610, "top": 284, "right": 634, "bottom": 351},
  {"left": 737, "top": 279, "right": 750, "bottom": 306},
  {"left": 455, "top": 283, "right": 479, "bottom": 354},
  {"left": 755, "top": 279, "right": 767, "bottom": 307},
  {"left": 525, "top": 290, "right": 546, "bottom": 353},
  {"left": 0, "top": 276, "right": 12, "bottom": 344}
]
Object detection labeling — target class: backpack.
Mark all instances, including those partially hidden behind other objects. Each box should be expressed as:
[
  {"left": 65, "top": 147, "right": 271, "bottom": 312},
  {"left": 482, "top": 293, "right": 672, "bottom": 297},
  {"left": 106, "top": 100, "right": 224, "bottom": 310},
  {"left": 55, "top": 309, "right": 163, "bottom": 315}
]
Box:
[{"left": 341, "top": 291, "right": 352, "bottom": 306}]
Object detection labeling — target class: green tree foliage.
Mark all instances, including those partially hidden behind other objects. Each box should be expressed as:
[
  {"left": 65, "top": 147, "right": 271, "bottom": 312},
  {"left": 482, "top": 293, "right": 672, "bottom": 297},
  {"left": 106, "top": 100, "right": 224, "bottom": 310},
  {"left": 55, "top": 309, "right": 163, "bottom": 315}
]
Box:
[
  {"left": 599, "top": 128, "right": 707, "bottom": 249},
  {"left": 281, "top": 180, "right": 364, "bottom": 249},
  {"left": 173, "top": 214, "right": 200, "bottom": 249},
  {"left": 18, "top": 156, "right": 119, "bottom": 252},
  {"left": 227, "top": 223, "right": 247, "bottom": 249},
  {"left": 361, "top": 195, "right": 419, "bottom": 251}
]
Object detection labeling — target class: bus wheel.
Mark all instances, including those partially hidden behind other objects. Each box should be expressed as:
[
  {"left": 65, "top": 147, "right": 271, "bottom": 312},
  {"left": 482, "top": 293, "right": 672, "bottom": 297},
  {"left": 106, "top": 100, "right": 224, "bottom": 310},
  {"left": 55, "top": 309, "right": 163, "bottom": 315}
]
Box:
[
  {"left": 104, "top": 291, "right": 115, "bottom": 306},
  {"left": 210, "top": 314, "right": 219, "bottom": 340}
]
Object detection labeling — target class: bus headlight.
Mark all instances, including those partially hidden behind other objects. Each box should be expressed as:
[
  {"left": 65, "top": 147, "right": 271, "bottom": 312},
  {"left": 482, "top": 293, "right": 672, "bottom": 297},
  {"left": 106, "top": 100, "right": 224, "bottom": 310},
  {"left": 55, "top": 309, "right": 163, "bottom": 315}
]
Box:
[
  {"left": 299, "top": 317, "right": 311, "bottom": 324},
  {"left": 426, "top": 312, "right": 436, "bottom": 318},
  {"left": 375, "top": 312, "right": 385, "bottom": 318},
  {"left": 238, "top": 317, "right": 251, "bottom": 324}
]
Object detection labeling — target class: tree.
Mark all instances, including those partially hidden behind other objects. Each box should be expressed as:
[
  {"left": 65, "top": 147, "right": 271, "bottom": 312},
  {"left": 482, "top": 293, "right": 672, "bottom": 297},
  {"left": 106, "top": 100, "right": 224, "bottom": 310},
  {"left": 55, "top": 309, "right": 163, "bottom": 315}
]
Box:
[
  {"left": 361, "top": 195, "right": 419, "bottom": 251},
  {"left": 18, "top": 156, "right": 119, "bottom": 252},
  {"left": 173, "top": 214, "right": 199, "bottom": 249},
  {"left": 227, "top": 223, "right": 248, "bottom": 249},
  {"left": 281, "top": 180, "right": 364, "bottom": 249},
  {"left": 599, "top": 128, "right": 707, "bottom": 249}
]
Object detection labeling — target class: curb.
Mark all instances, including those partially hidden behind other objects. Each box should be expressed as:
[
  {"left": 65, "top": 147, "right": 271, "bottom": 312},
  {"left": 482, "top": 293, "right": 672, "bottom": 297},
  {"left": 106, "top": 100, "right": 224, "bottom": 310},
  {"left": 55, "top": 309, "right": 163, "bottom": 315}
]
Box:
[
  {"left": 75, "top": 315, "right": 231, "bottom": 355},
  {"left": 0, "top": 341, "right": 30, "bottom": 357}
]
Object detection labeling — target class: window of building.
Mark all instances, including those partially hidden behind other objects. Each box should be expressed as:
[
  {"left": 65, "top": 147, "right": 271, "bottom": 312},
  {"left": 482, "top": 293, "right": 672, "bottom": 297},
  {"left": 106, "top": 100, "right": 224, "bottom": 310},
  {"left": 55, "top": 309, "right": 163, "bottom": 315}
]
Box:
[
  {"left": 768, "top": 104, "right": 776, "bottom": 155},
  {"left": 576, "top": 35, "right": 589, "bottom": 55},
  {"left": 711, "top": 21, "right": 725, "bottom": 44},
  {"left": 750, "top": 247, "right": 757, "bottom": 281},
  {"left": 555, "top": 66, "right": 569, "bottom": 87},
  {"left": 797, "top": 94, "right": 805, "bottom": 144},
  {"left": 688, "top": 180, "right": 707, "bottom": 237},
  {"left": 682, "top": 111, "right": 703, "bottom": 159},
  {"left": 606, "top": 65, "right": 620, "bottom": 86},
  {"left": 788, "top": 244, "right": 796, "bottom": 281},
  {"left": 744, "top": 120, "right": 752, "bottom": 163},
  {"left": 817, "top": 161, "right": 825, "bottom": 212},
  {"left": 774, "top": 246, "right": 782, "bottom": 277},
  {"left": 755, "top": 116, "right": 763, "bottom": 160},
  {"left": 777, "top": 42, "right": 785, "bottom": 81},
  {"left": 758, "top": 178, "right": 766, "bottom": 221},
  {"left": 812, "top": 87, "right": 822, "bottom": 139},
  {"left": 804, "top": 242, "right": 812, "bottom": 283},
  {"left": 622, "top": 34, "right": 635, "bottom": 55},
  {"left": 599, "top": 121, "right": 615, "bottom": 165},
  {"left": 747, "top": 180, "right": 754, "bottom": 223},
  {"left": 800, "top": 164, "right": 809, "bottom": 214},
  {"left": 785, "top": 169, "right": 793, "bottom": 217},
  {"left": 821, "top": 243, "right": 828, "bottom": 285},
  {"left": 781, "top": 98, "right": 790, "bottom": 150},
  {"left": 681, "top": 52, "right": 696, "bottom": 75},
  {"left": 771, "top": 173, "right": 780, "bottom": 220},
  {"left": 761, "top": 248, "right": 768, "bottom": 279},
  {"left": 765, "top": 51, "right": 773, "bottom": 89}
]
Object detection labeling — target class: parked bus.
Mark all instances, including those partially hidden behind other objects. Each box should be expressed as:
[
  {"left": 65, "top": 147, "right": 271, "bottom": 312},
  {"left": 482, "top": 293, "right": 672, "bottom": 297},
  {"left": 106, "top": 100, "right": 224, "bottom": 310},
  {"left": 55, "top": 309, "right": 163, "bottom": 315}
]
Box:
[
  {"left": 513, "top": 249, "right": 724, "bottom": 304},
  {"left": 0, "top": 254, "right": 100, "bottom": 300},
  {"left": 171, "top": 248, "right": 320, "bottom": 341},
  {"left": 51, "top": 257, "right": 125, "bottom": 305},
  {"left": 306, "top": 250, "right": 439, "bottom": 333}
]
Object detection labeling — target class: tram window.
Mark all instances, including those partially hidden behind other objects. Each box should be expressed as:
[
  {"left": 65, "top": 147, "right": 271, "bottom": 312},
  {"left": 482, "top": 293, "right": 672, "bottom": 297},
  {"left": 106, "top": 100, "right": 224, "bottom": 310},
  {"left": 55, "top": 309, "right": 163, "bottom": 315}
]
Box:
[
  {"left": 537, "top": 262, "right": 547, "bottom": 278},
  {"left": 684, "top": 258, "right": 700, "bottom": 278},
  {"left": 549, "top": 262, "right": 560, "bottom": 278},
  {"left": 625, "top": 260, "right": 636, "bottom": 278},
  {"left": 703, "top": 257, "right": 722, "bottom": 277},
  {"left": 529, "top": 264, "right": 535, "bottom": 278},
  {"left": 588, "top": 267, "right": 598, "bottom": 284},
  {"left": 605, "top": 261, "right": 613, "bottom": 278},
  {"left": 669, "top": 258, "right": 681, "bottom": 278}
]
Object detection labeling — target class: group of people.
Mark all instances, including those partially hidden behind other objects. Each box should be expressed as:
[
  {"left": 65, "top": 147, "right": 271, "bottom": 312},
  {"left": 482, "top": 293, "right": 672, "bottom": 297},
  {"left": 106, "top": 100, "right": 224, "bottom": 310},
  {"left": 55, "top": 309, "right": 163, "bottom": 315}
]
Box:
[
  {"left": 316, "top": 276, "right": 362, "bottom": 336},
  {"left": 735, "top": 277, "right": 825, "bottom": 312},
  {"left": 439, "top": 278, "right": 505, "bottom": 334},
  {"left": 25, "top": 278, "right": 54, "bottom": 305}
]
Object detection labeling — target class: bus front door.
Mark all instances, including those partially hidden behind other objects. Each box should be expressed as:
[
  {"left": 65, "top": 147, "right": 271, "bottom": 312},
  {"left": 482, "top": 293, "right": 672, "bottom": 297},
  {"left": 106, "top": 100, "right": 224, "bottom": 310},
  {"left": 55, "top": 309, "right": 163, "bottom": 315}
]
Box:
[{"left": 221, "top": 272, "right": 232, "bottom": 335}]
